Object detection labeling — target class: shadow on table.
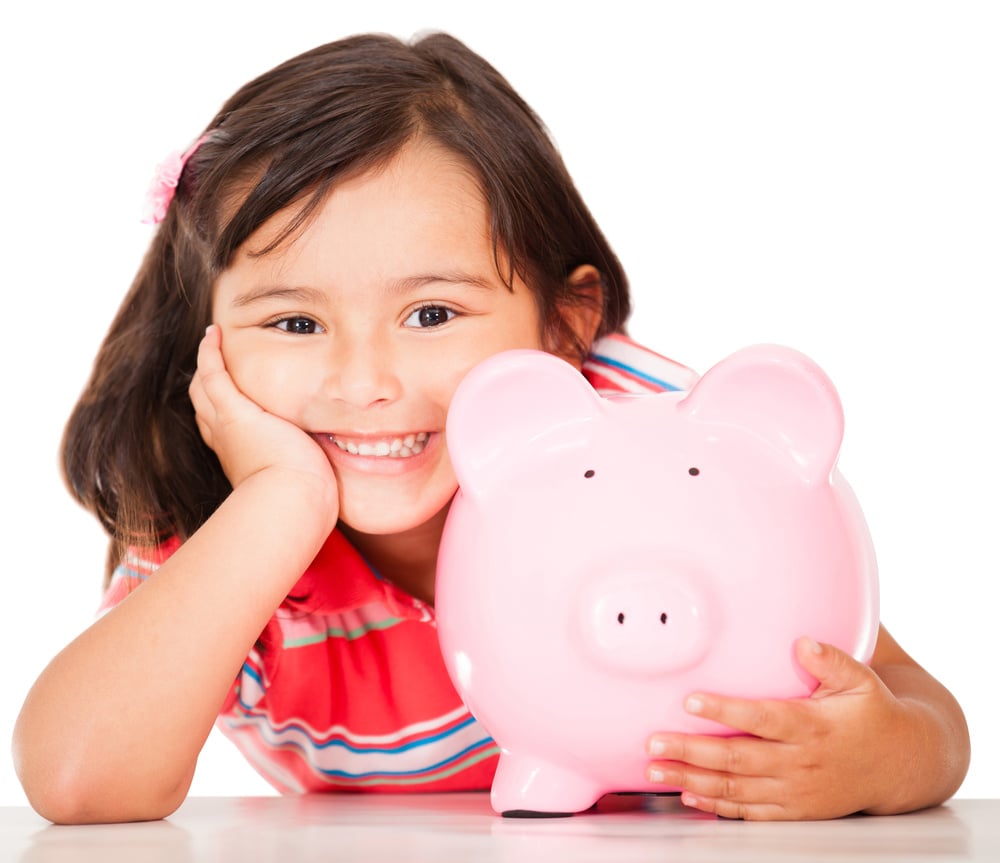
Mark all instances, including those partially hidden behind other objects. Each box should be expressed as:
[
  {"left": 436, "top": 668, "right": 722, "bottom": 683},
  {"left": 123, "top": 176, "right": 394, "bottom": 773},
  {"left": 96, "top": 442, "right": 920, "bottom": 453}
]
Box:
[
  {"left": 20, "top": 819, "right": 192, "bottom": 863},
  {"left": 488, "top": 795, "right": 974, "bottom": 862}
]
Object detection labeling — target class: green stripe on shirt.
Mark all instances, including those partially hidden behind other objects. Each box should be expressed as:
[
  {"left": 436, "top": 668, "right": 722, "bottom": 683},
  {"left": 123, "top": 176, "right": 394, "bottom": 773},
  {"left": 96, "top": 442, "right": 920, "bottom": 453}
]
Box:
[{"left": 283, "top": 616, "right": 406, "bottom": 648}]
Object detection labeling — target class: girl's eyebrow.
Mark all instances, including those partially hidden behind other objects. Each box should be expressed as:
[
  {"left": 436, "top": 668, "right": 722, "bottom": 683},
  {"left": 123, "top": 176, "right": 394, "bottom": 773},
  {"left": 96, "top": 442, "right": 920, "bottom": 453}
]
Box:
[
  {"left": 230, "top": 272, "right": 498, "bottom": 308},
  {"left": 230, "top": 285, "right": 327, "bottom": 308},
  {"left": 389, "top": 272, "right": 497, "bottom": 294}
]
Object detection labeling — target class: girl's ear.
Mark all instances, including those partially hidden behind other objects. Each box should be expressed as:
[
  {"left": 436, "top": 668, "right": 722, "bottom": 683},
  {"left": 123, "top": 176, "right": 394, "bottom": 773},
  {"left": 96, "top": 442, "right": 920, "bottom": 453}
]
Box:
[{"left": 551, "top": 264, "right": 604, "bottom": 368}]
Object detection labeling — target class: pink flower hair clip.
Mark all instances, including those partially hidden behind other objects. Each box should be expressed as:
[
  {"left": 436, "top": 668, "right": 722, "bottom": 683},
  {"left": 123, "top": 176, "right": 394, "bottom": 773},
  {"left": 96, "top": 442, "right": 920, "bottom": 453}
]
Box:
[{"left": 140, "top": 134, "right": 207, "bottom": 225}]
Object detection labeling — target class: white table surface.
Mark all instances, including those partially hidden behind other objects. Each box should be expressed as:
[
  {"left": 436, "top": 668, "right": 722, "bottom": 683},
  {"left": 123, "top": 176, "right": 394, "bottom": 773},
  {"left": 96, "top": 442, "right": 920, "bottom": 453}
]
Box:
[{"left": 2, "top": 794, "right": 997, "bottom": 862}]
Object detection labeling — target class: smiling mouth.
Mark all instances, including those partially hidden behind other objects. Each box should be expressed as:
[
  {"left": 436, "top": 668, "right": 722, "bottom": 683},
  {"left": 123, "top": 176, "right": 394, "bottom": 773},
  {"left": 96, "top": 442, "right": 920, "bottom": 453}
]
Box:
[{"left": 326, "top": 432, "right": 429, "bottom": 458}]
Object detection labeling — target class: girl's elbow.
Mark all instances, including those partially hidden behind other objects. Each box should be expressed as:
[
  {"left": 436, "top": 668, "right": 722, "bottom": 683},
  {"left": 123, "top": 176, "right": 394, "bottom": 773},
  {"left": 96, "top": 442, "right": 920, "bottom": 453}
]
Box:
[
  {"left": 22, "top": 772, "right": 190, "bottom": 825},
  {"left": 13, "top": 737, "right": 191, "bottom": 824}
]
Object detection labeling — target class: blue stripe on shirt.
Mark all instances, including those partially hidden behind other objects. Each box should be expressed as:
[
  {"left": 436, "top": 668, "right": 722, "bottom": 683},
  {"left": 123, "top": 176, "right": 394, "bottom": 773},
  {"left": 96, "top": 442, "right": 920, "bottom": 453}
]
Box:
[
  {"left": 590, "top": 354, "right": 683, "bottom": 392},
  {"left": 230, "top": 709, "right": 486, "bottom": 756}
]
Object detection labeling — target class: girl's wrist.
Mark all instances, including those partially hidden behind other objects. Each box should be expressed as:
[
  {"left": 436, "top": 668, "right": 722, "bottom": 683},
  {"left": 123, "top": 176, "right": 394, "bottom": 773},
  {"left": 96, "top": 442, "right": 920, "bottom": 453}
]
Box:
[{"left": 236, "top": 465, "right": 340, "bottom": 538}]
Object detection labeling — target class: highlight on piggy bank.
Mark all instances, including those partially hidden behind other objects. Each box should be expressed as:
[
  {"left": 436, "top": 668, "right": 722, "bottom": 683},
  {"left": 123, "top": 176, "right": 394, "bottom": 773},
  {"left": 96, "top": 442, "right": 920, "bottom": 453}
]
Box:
[{"left": 434, "top": 344, "right": 879, "bottom": 817}]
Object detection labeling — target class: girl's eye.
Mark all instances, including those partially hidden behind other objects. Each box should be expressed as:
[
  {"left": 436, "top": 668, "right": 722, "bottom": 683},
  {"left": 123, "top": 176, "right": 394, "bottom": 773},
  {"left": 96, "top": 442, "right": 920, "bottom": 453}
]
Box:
[
  {"left": 271, "top": 317, "right": 323, "bottom": 335},
  {"left": 404, "top": 305, "right": 457, "bottom": 329}
]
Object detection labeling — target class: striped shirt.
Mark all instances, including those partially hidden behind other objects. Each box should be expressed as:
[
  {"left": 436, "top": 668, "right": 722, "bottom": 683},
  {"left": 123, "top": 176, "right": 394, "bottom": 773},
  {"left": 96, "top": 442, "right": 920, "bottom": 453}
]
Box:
[{"left": 100, "top": 335, "right": 696, "bottom": 793}]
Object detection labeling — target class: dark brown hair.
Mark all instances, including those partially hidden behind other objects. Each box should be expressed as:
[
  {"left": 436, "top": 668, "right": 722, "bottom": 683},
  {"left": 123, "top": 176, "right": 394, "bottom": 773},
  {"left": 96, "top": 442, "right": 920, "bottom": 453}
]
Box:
[{"left": 61, "top": 32, "right": 632, "bottom": 578}]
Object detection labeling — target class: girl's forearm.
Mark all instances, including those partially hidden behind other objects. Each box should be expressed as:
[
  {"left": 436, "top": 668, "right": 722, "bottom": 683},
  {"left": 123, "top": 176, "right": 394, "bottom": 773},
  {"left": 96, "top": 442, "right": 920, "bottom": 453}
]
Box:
[
  {"left": 864, "top": 631, "right": 971, "bottom": 815},
  {"left": 12, "top": 467, "right": 337, "bottom": 824}
]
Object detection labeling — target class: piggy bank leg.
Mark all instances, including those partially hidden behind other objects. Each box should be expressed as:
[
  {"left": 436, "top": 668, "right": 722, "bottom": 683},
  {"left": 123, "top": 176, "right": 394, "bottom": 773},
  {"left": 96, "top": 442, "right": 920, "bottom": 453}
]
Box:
[{"left": 492, "top": 752, "right": 603, "bottom": 817}]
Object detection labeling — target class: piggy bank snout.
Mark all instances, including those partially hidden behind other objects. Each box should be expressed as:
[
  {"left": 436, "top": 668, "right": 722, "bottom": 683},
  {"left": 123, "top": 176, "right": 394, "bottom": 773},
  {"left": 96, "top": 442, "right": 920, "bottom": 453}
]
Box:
[{"left": 576, "top": 568, "right": 713, "bottom": 677}]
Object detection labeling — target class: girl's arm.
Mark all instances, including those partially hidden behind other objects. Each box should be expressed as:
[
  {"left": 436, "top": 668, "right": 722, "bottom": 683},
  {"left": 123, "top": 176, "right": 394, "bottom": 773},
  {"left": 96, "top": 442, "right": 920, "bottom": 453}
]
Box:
[
  {"left": 861, "top": 627, "right": 971, "bottom": 813},
  {"left": 13, "top": 328, "right": 339, "bottom": 823},
  {"left": 645, "top": 625, "right": 971, "bottom": 820}
]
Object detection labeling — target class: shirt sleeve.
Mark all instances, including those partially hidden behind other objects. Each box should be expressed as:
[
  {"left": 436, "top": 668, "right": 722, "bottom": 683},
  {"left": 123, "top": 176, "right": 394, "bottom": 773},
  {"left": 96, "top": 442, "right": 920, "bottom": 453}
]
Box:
[{"left": 97, "top": 536, "right": 183, "bottom": 615}]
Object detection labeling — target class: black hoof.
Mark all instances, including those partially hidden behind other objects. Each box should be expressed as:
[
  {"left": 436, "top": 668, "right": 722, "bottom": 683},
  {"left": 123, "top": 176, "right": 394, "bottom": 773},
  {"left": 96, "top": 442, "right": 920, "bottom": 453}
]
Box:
[{"left": 501, "top": 809, "right": 575, "bottom": 818}]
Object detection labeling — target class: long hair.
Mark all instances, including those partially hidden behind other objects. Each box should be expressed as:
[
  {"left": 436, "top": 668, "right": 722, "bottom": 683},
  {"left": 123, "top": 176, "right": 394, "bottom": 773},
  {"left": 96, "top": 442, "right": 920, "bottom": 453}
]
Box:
[{"left": 62, "top": 32, "right": 632, "bottom": 579}]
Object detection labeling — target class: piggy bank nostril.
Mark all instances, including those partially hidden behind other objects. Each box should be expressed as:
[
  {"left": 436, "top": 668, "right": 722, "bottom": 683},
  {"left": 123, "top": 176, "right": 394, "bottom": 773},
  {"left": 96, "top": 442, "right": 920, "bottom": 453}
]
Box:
[{"left": 615, "top": 611, "right": 669, "bottom": 625}]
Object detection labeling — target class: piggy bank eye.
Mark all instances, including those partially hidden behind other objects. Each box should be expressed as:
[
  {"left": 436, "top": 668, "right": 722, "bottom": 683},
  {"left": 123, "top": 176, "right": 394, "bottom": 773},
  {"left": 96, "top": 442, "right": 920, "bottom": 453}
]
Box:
[
  {"left": 584, "top": 470, "right": 596, "bottom": 479},
  {"left": 688, "top": 467, "right": 700, "bottom": 476}
]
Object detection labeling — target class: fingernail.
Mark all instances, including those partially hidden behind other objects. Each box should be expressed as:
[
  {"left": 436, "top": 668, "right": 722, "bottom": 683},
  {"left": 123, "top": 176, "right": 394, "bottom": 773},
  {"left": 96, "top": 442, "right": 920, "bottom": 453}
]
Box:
[
  {"left": 681, "top": 792, "right": 698, "bottom": 807},
  {"left": 685, "top": 696, "right": 704, "bottom": 715},
  {"left": 648, "top": 738, "right": 666, "bottom": 757},
  {"left": 648, "top": 767, "right": 665, "bottom": 783},
  {"left": 802, "top": 637, "right": 823, "bottom": 655}
]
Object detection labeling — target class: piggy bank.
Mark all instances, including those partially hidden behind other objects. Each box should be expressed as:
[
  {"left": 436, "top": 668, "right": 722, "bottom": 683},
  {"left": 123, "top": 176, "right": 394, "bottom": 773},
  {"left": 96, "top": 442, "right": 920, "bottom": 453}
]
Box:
[{"left": 435, "top": 345, "right": 879, "bottom": 816}]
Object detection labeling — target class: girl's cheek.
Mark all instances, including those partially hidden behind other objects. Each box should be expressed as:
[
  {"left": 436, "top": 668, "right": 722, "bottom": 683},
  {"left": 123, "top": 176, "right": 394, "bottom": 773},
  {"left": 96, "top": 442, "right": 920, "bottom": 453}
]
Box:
[
  {"left": 439, "top": 372, "right": 464, "bottom": 407},
  {"left": 227, "top": 352, "right": 305, "bottom": 418}
]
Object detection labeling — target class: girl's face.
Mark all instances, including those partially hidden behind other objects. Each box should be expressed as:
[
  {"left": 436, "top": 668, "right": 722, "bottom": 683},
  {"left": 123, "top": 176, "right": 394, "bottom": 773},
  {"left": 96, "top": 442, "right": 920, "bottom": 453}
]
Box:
[{"left": 212, "top": 140, "right": 555, "bottom": 538}]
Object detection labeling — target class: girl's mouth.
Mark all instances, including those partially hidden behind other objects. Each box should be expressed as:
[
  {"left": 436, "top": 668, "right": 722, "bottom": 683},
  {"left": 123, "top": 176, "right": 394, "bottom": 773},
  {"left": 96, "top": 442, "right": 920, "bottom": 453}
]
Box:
[{"left": 326, "top": 432, "right": 429, "bottom": 459}]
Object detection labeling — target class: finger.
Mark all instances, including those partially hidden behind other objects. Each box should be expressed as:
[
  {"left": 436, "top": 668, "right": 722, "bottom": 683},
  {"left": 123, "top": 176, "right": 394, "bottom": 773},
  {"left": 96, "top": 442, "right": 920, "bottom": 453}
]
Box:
[
  {"left": 189, "top": 326, "right": 230, "bottom": 445},
  {"left": 194, "top": 324, "right": 229, "bottom": 389},
  {"left": 192, "top": 325, "right": 249, "bottom": 416},
  {"left": 190, "top": 326, "right": 218, "bottom": 398},
  {"left": 199, "top": 323, "right": 223, "bottom": 364},
  {"left": 191, "top": 403, "right": 215, "bottom": 449},
  {"left": 188, "top": 338, "right": 213, "bottom": 415},
  {"left": 188, "top": 361, "right": 212, "bottom": 422},
  {"left": 681, "top": 692, "right": 805, "bottom": 742},
  {"left": 648, "top": 766, "right": 782, "bottom": 818},
  {"left": 678, "top": 790, "right": 793, "bottom": 821},
  {"left": 795, "top": 637, "right": 878, "bottom": 699},
  {"left": 647, "top": 732, "right": 779, "bottom": 777}
]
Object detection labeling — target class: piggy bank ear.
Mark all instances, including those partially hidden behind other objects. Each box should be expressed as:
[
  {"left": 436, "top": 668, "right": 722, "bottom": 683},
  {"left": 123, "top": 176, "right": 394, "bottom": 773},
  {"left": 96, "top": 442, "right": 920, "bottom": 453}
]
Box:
[
  {"left": 446, "top": 349, "right": 602, "bottom": 494},
  {"left": 678, "top": 345, "right": 845, "bottom": 481}
]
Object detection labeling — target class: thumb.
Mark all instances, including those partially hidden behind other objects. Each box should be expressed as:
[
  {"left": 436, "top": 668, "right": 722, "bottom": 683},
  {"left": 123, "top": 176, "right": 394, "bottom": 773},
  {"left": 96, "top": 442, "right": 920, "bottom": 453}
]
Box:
[{"left": 796, "top": 637, "right": 876, "bottom": 699}]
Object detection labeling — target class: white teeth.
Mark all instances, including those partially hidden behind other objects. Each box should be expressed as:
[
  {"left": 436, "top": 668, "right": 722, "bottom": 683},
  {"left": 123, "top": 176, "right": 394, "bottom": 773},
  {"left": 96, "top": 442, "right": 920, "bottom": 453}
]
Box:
[{"left": 328, "top": 434, "right": 428, "bottom": 459}]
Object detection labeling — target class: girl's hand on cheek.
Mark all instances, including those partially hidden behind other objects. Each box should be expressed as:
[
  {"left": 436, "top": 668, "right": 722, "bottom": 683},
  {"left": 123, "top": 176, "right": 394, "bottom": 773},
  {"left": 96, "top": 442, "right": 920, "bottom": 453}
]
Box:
[
  {"left": 645, "top": 638, "right": 911, "bottom": 821},
  {"left": 189, "top": 325, "right": 338, "bottom": 500}
]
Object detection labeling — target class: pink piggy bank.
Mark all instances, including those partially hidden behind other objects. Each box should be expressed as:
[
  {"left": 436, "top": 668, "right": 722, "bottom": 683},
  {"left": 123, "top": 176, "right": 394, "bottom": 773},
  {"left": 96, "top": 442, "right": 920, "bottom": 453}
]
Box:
[{"left": 435, "top": 345, "right": 879, "bottom": 816}]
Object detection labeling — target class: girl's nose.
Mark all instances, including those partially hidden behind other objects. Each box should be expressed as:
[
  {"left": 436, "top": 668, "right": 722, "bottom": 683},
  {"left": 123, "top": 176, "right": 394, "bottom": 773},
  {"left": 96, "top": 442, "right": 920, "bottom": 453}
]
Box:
[{"left": 323, "top": 334, "right": 403, "bottom": 408}]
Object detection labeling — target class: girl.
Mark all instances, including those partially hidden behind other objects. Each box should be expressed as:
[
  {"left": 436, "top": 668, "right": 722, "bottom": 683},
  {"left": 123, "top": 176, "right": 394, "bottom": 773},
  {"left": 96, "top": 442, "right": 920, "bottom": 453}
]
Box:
[{"left": 13, "top": 32, "right": 969, "bottom": 824}]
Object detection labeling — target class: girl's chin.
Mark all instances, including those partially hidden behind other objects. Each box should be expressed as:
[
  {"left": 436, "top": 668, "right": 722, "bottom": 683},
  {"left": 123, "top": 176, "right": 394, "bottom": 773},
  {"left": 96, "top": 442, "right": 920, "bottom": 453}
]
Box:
[{"left": 335, "top": 488, "right": 456, "bottom": 539}]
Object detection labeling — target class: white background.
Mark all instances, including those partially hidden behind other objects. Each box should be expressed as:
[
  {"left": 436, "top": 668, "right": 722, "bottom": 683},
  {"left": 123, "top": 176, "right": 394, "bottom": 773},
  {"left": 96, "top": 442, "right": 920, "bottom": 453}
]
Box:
[{"left": 2, "top": 1, "right": 997, "bottom": 806}]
